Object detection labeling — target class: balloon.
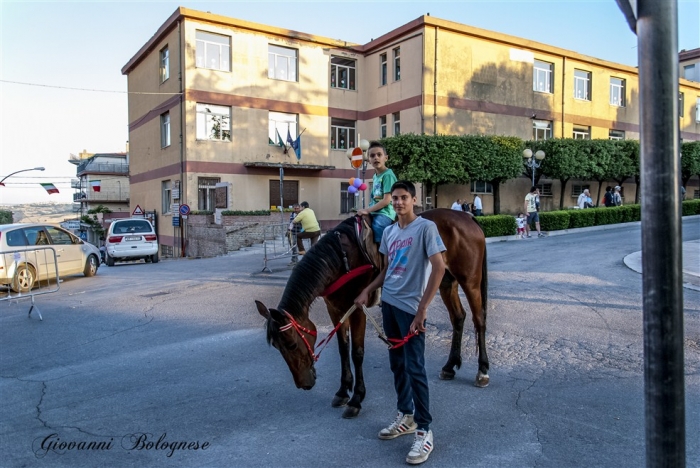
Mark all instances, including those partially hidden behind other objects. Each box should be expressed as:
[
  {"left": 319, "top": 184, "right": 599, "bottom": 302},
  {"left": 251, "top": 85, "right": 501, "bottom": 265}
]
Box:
[
  {"left": 353, "top": 178, "right": 362, "bottom": 188},
  {"left": 359, "top": 183, "right": 367, "bottom": 191},
  {"left": 348, "top": 186, "right": 358, "bottom": 194},
  {"left": 349, "top": 177, "right": 355, "bottom": 186}
]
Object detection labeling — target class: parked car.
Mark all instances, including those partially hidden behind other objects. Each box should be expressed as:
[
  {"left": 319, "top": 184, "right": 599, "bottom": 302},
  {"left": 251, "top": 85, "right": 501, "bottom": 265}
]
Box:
[
  {"left": 0, "top": 223, "right": 100, "bottom": 293},
  {"left": 104, "top": 218, "right": 158, "bottom": 266}
]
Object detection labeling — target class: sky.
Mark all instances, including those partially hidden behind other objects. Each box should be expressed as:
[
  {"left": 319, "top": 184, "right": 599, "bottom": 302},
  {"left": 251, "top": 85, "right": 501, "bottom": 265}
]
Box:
[{"left": 1, "top": 0, "right": 698, "bottom": 205}]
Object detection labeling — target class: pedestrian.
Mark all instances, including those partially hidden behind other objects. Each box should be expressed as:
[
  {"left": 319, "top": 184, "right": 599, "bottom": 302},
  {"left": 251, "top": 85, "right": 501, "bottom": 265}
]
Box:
[
  {"left": 516, "top": 212, "right": 527, "bottom": 239},
  {"left": 461, "top": 200, "right": 470, "bottom": 213},
  {"left": 287, "top": 203, "right": 303, "bottom": 254},
  {"left": 472, "top": 194, "right": 483, "bottom": 216},
  {"left": 451, "top": 199, "right": 462, "bottom": 211},
  {"left": 603, "top": 186, "right": 615, "bottom": 207},
  {"left": 577, "top": 189, "right": 593, "bottom": 209},
  {"left": 354, "top": 180, "right": 446, "bottom": 465},
  {"left": 292, "top": 201, "right": 321, "bottom": 254},
  {"left": 525, "top": 186, "right": 545, "bottom": 238},
  {"left": 357, "top": 141, "right": 397, "bottom": 243},
  {"left": 613, "top": 186, "right": 623, "bottom": 206}
]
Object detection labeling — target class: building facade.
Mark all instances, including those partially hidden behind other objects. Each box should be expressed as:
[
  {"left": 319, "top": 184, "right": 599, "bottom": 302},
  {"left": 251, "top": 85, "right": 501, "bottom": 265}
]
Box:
[{"left": 122, "top": 8, "right": 700, "bottom": 256}]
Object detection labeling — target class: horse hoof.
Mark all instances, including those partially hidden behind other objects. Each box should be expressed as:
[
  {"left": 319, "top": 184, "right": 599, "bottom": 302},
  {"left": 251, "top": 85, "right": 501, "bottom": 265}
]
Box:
[
  {"left": 439, "top": 370, "right": 455, "bottom": 380},
  {"left": 332, "top": 396, "right": 349, "bottom": 407},
  {"left": 475, "top": 371, "right": 490, "bottom": 388},
  {"left": 342, "top": 406, "right": 361, "bottom": 419}
]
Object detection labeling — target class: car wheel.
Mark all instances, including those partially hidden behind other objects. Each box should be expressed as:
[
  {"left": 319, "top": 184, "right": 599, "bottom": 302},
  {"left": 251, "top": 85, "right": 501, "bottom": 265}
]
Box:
[
  {"left": 106, "top": 253, "right": 115, "bottom": 267},
  {"left": 12, "top": 264, "right": 36, "bottom": 293},
  {"left": 151, "top": 254, "right": 159, "bottom": 264},
  {"left": 84, "top": 255, "right": 98, "bottom": 277}
]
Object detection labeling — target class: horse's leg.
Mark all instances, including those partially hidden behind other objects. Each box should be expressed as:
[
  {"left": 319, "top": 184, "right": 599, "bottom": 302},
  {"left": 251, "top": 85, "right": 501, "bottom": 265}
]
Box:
[
  {"left": 331, "top": 320, "right": 353, "bottom": 408},
  {"left": 342, "top": 310, "right": 367, "bottom": 419},
  {"left": 437, "top": 270, "right": 466, "bottom": 380},
  {"left": 462, "top": 270, "right": 489, "bottom": 388}
]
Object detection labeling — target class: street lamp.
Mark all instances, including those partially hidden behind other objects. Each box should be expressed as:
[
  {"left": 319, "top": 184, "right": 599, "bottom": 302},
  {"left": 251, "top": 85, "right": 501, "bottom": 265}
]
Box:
[
  {"left": 522, "top": 149, "right": 545, "bottom": 187},
  {"left": 0, "top": 166, "right": 45, "bottom": 186}
]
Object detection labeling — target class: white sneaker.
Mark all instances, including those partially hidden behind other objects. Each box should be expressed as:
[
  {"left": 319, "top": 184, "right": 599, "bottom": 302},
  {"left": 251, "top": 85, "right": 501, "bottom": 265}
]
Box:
[
  {"left": 378, "top": 411, "right": 417, "bottom": 440},
  {"left": 406, "top": 429, "right": 434, "bottom": 465}
]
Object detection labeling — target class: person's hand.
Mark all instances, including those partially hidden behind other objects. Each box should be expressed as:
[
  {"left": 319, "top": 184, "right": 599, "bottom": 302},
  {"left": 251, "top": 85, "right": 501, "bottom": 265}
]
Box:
[
  {"left": 410, "top": 308, "right": 428, "bottom": 334},
  {"left": 354, "top": 289, "right": 369, "bottom": 308},
  {"left": 357, "top": 209, "right": 369, "bottom": 216}
]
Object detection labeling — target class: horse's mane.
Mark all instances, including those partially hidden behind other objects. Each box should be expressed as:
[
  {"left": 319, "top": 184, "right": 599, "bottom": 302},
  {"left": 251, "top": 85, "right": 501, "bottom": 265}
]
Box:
[{"left": 278, "top": 217, "right": 356, "bottom": 319}]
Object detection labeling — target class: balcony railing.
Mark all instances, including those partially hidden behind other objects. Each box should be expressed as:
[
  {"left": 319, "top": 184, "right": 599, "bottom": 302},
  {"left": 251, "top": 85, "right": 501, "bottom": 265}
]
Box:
[
  {"left": 73, "top": 192, "right": 130, "bottom": 203},
  {"left": 76, "top": 162, "right": 129, "bottom": 175},
  {"left": 71, "top": 179, "right": 81, "bottom": 189}
]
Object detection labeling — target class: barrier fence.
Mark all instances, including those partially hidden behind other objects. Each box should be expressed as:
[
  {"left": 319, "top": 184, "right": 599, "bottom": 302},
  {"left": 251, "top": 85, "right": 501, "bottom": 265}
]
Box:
[
  {"left": 0, "top": 246, "right": 61, "bottom": 320},
  {"left": 261, "top": 223, "right": 300, "bottom": 273}
]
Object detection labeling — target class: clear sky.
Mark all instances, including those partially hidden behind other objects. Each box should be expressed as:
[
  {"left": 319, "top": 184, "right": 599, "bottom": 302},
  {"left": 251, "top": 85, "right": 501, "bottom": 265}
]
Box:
[{"left": 1, "top": 0, "right": 698, "bottom": 205}]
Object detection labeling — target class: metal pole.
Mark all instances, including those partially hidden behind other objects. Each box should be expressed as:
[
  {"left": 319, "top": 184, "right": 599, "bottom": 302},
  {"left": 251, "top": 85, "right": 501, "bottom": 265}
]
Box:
[
  {"left": 279, "top": 167, "right": 285, "bottom": 225},
  {"left": 637, "top": 1, "right": 685, "bottom": 466}
]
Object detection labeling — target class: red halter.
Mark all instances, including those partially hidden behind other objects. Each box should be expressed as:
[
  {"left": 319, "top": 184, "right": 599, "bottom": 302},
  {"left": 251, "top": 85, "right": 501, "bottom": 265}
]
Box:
[{"left": 279, "top": 311, "right": 318, "bottom": 361}]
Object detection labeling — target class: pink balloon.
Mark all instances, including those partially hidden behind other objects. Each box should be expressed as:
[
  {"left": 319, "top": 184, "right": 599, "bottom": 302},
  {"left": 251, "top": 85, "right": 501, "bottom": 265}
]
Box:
[
  {"left": 348, "top": 186, "right": 358, "bottom": 194},
  {"left": 359, "top": 183, "right": 367, "bottom": 191},
  {"left": 353, "top": 178, "right": 362, "bottom": 188}
]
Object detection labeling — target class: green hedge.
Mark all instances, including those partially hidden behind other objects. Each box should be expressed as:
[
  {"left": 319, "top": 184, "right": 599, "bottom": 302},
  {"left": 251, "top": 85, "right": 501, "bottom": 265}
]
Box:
[
  {"left": 0, "top": 210, "right": 12, "bottom": 225},
  {"left": 567, "top": 209, "right": 597, "bottom": 228},
  {"left": 474, "top": 215, "right": 516, "bottom": 237},
  {"left": 539, "top": 211, "right": 570, "bottom": 231},
  {"left": 190, "top": 210, "right": 214, "bottom": 215},
  {"left": 221, "top": 210, "right": 272, "bottom": 216},
  {"left": 682, "top": 199, "right": 700, "bottom": 216}
]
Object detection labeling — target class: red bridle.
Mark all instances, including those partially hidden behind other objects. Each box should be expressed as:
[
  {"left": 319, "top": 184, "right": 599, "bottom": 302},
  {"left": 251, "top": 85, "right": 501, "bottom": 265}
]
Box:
[{"left": 279, "top": 311, "right": 319, "bottom": 361}]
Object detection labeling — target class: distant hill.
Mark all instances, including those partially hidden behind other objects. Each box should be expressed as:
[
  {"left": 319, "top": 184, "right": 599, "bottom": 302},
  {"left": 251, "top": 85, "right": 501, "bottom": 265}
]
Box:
[{"left": 0, "top": 203, "right": 76, "bottom": 224}]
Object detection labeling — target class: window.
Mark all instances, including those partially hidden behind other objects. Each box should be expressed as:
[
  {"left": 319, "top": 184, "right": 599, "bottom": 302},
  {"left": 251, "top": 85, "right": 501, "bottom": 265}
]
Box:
[
  {"left": 331, "top": 56, "right": 356, "bottom": 90},
  {"left": 268, "top": 112, "right": 298, "bottom": 145},
  {"left": 694, "top": 189, "right": 700, "bottom": 199},
  {"left": 198, "top": 177, "right": 220, "bottom": 211},
  {"left": 532, "top": 120, "right": 552, "bottom": 140},
  {"left": 46, "top": 226, "right": 75, "bottom": 245},
  {"left": 196, "top": 104, "right": 231, "bottom": 141},
  {"left": 609, "top": 129, "right": 625, "bottom": 140},
  {"left": 340, "top": 182, "right": 354, "bottom": 213},
  {"left": 162, "top": 180, "right": 172, "bottom": 214},
  {"left": 610, "top": 77, "right": 626, "bottom": 107},
  {"left": 195, "top": 31, "right": 230, "bottom": 71},
  {"left": 574, "top": 69, "right": 591, "bottom": 100},
  {"left": 160, "top": 112, "right": 170, "bottom": 148},
  {"left": 330, "top": 118, "right": 355, "bottom": 150},
  {"left": 470, "top": 181, "right": 493, "bottom": 194},
  {"left": 380, "top": 116, "right": 387, "bottom": 139},
  {"left": 533, "top": 60, "right": 553, "bottom": 93},
  {"left": 380, "top": 53, "right": 387, "bottom": 86},
  {"left": 679, "top": 92, "right": 684, "bottom": 117},
  {"left": 696, "top": 97, "right": 700, "bottom": 123},
  {"left": 269, "top": 180, "right": 298, "bottom": 209},
  {"left": 160, "top": 46, "right": 169, "bottom": 82},
  {"left": 535, "top": 183, "right": 553, "bottom": 197},
  {"left": 684, "top": 64, "right": 697, "bottom": 81},
  {"left": 393, "top": 47, "right": 401, "bottom": 81},
  {"left": 393, "top": 112, "right": 400, "bottom": 135},
  {"left": 573, "top": 125, "right": 590, "bottom": 139},
  {"left": 268, "top": 45, "right": 298, "bottom": 82},
  {"left": 571, "top": 184, "right": 590, "bottom": 197}
]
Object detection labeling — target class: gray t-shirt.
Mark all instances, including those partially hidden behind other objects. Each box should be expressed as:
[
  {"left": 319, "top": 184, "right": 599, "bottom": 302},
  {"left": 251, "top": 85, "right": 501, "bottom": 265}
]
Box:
[{"left": 379, "top": 216, "right": 446, "bottom": 315}]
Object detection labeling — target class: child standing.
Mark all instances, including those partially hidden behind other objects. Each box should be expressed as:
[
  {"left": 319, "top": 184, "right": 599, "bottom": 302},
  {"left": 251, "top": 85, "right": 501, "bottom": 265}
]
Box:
[
  {"left": 516, "top": 213, "right": 526, "bottom": 239},
  {"left": 355, "top": 180, "right": 446, "bottom": 465},
  {"left": 357, "top": 141, "right": 397, "bottom": 243}
]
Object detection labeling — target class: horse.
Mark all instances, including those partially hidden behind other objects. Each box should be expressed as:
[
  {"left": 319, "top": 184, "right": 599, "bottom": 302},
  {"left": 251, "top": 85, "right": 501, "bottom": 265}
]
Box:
[{"left": 255, "top": 208, "right": 488, "bottom": 419}]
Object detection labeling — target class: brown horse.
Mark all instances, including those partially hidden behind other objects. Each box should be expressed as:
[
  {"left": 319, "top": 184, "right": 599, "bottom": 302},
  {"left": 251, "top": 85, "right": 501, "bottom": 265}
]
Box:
[{"left": 255, "top": 208, "right": 488, "bottom": 419}]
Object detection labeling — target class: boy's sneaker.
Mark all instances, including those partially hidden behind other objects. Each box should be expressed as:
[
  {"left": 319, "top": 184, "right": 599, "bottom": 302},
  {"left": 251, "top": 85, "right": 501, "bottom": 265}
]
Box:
[
  {"left": 406, "top": 429, "right": 434, "bottom": 464},
  {"left": 378, "top": 412, "right": 417, "bottom": 440}
]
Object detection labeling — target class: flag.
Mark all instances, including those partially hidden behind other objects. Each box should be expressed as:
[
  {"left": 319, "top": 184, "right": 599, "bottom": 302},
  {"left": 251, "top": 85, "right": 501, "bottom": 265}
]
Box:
[
  {"left": 275, "top": 129, "right": 285, "bottom": 148},
  {"left": 40, "top": 183, "right": 59, "bottom": 195},
  {"left": 286, "top": 129, "right": 294, "bottom": 147},
  {"left": 291, "top": 135, "right": 301, "bottom": 161},
  {"left": 90, "top": 180, "right": 101, "bottom": 192}
]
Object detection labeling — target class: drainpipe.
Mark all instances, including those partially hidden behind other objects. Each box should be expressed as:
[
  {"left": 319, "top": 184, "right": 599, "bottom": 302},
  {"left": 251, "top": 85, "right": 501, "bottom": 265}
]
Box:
[
  {"left": 433, "top": 26, "right": 438, "bottom": 135},
  {"left": 561, "top": 56, "right": 566, "bottom": 137},
  {"left": 178, "top": 20, "right": 186, "bottom": 257}
]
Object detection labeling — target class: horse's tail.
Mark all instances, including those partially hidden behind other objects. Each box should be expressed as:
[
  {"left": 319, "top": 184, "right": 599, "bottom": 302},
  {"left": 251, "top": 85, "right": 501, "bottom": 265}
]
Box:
[{"left": 481, "top": 241, "right": 488, "bottom": 322}]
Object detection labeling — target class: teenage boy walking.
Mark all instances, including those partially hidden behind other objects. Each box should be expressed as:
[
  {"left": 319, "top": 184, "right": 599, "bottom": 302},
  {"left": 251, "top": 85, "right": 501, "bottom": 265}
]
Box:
[
  {"left": 355, "top": 181, "right": 446, "bottom": 465},
  {"left": 357, "top": 141, "right": 397, "bottom": 243}
]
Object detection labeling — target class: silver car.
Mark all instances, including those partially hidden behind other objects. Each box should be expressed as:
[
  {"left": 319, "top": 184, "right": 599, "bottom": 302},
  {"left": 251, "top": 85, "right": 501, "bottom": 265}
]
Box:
[
  {"left": 0, "top": 223, "right": 100, "bottom": 292},
  {"left": 104, "top": 218, "right": 159, "bottom": 266}
]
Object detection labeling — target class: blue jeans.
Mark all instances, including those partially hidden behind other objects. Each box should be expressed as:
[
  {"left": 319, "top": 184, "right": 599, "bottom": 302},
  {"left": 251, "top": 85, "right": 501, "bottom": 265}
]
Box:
[
  {"left": 382, "top": 302, "right": 431, "bottom": 431},
  {"left": 372, "top": 213, "right": 394, "bottom": 243}
]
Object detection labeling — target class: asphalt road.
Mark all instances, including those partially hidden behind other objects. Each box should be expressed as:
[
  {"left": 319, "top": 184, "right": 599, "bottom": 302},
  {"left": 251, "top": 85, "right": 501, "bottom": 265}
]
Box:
[{"left": 1, "top": 217, "right": 699, "bottom": 468}]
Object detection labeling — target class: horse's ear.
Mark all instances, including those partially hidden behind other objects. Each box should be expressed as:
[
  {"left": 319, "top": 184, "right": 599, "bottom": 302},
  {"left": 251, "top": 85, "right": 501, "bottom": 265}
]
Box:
[
  {"left": 255, "top": 300, "right": 272, "bottom": 321},
  {"left": 269, "top": 308, "right": 286, "bottom": 323}
]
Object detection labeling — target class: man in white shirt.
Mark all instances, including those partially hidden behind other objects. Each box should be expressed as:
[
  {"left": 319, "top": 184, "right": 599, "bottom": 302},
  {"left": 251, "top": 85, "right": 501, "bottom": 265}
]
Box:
[
  {"left": 577, "top": 189, "right": 592, "bottom": 209},
  {"left": 472, "top": 195, "right": 483, "bottom": 216},
  {"left": 451, "top": 199, "right": 462, "bottom": 211}
]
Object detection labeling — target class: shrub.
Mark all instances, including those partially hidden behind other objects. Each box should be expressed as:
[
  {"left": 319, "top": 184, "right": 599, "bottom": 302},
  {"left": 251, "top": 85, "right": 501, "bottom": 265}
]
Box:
[
  {"left": 682, "top": 199, "right": 700, "bottom": 216},
  {"left": 539, "top": 211, "right": 570, "bottom": 231},
  {"left": 568, "top": 209, "right": 597, "bottom": 228},
  {"left": 221, "top": 210, "right": 272, "bottom": 216},
  {"left": 595, "top": 206, "right": 625, "bottom": 225},
  {"left": 190, "top": 210, "right": 214, "bottom": 215},
  {"left": 474, "top": 215, "right": 516, "bottom": 237},
  {"left": 0, "top": 210, "right": 12, "bottom": 225}
]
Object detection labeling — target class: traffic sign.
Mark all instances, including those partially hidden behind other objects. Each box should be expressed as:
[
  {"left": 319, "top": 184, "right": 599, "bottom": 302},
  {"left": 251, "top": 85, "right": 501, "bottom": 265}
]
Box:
[
  {"left": 172, "top": 216, "right": 180, "bottom": 227},
  {"left": 179, "top": 204, "right": 191, "bottom": 216},
  {"left": 350, "top": 147, "right": 364, "bottom": 169},
  {"left": 132, "top": 205, "right": 144, "bottom": 216}
]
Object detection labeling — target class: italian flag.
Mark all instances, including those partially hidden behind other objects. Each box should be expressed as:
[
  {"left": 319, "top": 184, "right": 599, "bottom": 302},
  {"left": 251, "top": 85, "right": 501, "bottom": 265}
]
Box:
[
  {"left": 90, "top": 180, "right": 101, "bottom": 192},
  {"left": 40, "top": 183, "right": 59, "bottom": 195}
]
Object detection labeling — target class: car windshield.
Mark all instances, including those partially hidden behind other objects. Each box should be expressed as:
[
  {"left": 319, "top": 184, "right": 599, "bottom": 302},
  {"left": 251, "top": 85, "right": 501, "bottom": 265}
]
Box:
[{"left": 113, "top": 221, "right": 152, "bottom": 234}]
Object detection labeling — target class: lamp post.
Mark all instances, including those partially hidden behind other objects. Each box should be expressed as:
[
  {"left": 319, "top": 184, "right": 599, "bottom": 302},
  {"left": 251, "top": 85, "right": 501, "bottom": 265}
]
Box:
[
  {"left": 522, "top": 149, "right": 545, "bottom": 187},
  {"left": 0, "top": 166, "right": 45, "bottom": 186}
]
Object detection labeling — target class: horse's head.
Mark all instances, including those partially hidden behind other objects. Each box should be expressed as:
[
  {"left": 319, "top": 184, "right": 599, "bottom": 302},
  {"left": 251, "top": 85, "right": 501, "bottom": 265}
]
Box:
[{"left": 255, "top": 300, "right": 317, "bottom": 390}]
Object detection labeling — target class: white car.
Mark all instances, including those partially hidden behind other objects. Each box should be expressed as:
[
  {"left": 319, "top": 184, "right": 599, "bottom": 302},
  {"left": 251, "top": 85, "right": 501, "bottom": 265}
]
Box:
[
  {"left": 0, "top": 223, "right": 100, "bottom": 292},
  {"left": 104, "top": 218, "right": 159, "bottom": 266}
]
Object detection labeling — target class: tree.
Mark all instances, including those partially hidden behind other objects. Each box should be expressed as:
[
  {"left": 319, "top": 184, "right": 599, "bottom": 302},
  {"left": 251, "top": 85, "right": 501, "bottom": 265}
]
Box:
[
  {"left": 681, "top": 141, "right": 700, "bottom": 192},
  {"left": 538, "top": 139, "right": 592, "bottom": 209}
]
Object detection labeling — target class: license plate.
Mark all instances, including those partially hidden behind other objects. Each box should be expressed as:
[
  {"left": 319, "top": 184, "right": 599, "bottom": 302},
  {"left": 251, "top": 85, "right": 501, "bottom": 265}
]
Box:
[{"left": 125, "top": 236, "right": 141, "bottom": 241}]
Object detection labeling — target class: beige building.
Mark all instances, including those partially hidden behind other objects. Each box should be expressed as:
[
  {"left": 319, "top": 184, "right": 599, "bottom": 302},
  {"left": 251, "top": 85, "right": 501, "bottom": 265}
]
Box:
[{"left": 122, "top": 8, "right": 700, "bottom": 256}]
